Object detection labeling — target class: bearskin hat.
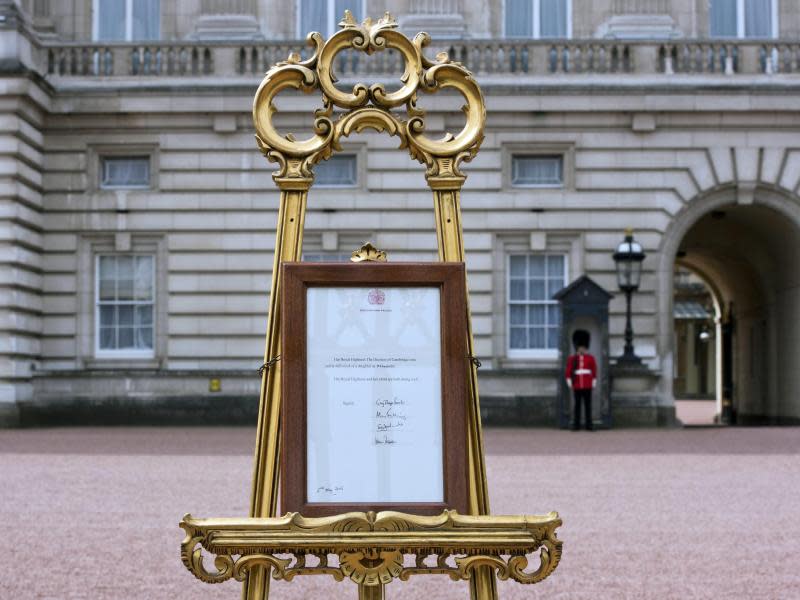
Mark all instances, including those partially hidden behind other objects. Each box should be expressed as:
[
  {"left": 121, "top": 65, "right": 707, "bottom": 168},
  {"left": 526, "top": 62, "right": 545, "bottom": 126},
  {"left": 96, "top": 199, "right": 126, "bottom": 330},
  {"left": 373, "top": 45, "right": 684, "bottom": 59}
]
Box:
[{"left": 572, "top": 329, "right": 590, "bottom": 349}]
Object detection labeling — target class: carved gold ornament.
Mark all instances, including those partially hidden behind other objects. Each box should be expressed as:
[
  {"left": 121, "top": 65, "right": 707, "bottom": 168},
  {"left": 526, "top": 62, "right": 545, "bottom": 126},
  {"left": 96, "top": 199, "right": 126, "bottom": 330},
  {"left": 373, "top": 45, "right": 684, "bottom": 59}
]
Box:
[
  {"left": 350, "top": 242, "right": 387, "bottom": 262},
  {"left": 252, "top": 11, "right": 486, "bottom": 183},
  {"left": 180, "top": 510, "right": 562, "bottom": 589}
]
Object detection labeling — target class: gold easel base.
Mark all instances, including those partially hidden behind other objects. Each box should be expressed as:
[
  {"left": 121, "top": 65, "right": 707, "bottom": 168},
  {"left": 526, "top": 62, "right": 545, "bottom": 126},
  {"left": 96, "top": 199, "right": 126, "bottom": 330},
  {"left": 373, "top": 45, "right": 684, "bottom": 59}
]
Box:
[{"left": 180, "top": 509, "right": 562, "bottom": 596}]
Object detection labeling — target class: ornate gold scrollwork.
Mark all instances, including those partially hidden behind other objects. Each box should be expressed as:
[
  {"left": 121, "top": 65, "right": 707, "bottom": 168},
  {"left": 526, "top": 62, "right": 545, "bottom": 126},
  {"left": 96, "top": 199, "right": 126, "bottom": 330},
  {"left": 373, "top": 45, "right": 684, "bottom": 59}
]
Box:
[
  {"left": 252, "top": 11, "right": 486, "bottom": 181},
  {"left": 180, "top": 510, "right": 562, "bottom": 588},
  {"left": 350, "top": 242, "right": 387, "bottom": 262}
]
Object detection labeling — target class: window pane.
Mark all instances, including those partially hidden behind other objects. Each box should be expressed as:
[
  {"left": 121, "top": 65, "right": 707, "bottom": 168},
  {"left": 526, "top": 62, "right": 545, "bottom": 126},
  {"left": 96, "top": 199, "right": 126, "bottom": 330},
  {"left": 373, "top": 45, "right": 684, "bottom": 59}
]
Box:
[
  {"left": 315, "top": 154, "right": 357, "bottom": 186},
  {"left": 710, "top": 0, "right": 737, "bottom": 37},
  {"left": 99, "top": 256, "right": 116, "bottom": 300},
  {"left": 529, "top": 327, "right": 545, "bottom": 348},
  {"left": 510, "top": 304, "right": 526, "bottom": 325},
  {"left": 529, "top": 305, "right": 546, "bottom": 326},
  {"left": 546, "top": 254, "right": 564, "bottom": 278},
  {"left": 505, "top": 0, "right": 533, "bottom": 37},
  {"left": 99, "top": 305, "right": 116, "bottom": 327},
  {"left": 547, "top": 304, "right": 560, "bottom": 325},
  {"left": 134, "top": 256, "right": 154, "bottom": 300},
  {"left": 118, "top": 327, "right": 134, "bottom": 348},
  {"left": 118, "top": 305, "right": 134, "bottom": 326},
  {"left": 509, "top": 326, "right": 527, "bottom": 349},
  {"left": 133, "top": 0, "right": 160, "bottom": 40},
  {"left": 97, "top": 0, "right": 126, "bottom": 40},
  {"left": 540, "top": 0, "right": 568, "bottom": 38},
  {"left": 117, "top": 256, "right": 134, "bottom": 300},
  {"left": 99, "top": 255, "right": 116, "bottom": 278},
  {"left": 301, "top": 0, "right": 328, "bottom": 36},
  {"left": 548, "top": 279, "right": 564, "bottom": 298},
  {"left": 118, "top": 280, "right": 134, "bottom": 300},
  {"left": 136, "top": 327, "right": 153, "bottom": 349},
  {"left": 99, "top": 326, "right": 116, "bottom": 349},
  {"left": 510, "top": 279, "right": 526, "bottom": 300},
  {"left": 528, "top": 255, "right": 545, "bottom": 277},
  {"left": 117, "top": 256, "right": 133, "bottom": 278},
  {"left": 511, "top": 155, "right": 564, "bottom": 186},
  {"left": 547, "top": 326, "right": 560, "bottom": 349},
  {"left": 529, "top": 279, "right": 546, "bottom": 300},
  {"left": 744, "top": 0, "right": 771, "bottom": 37},
  {"left": 101, "top": 157, "right": 150, "bottom": 188},
  {"left": 135, "top": 305, "right": 153, "bottom": 326},
  {"left": 509, "top": 255, "right": 526, "bottom": 277},
  {"left": 99, "top": 279, "right": 116, "bottom": 301}
]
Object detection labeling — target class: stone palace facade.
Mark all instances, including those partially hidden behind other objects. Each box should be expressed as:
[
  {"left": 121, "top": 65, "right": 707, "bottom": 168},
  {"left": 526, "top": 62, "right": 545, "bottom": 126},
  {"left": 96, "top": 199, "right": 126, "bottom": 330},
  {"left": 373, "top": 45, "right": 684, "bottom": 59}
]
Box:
[{"left": 1, "top": 0, "right": 800, "bottom": 427}]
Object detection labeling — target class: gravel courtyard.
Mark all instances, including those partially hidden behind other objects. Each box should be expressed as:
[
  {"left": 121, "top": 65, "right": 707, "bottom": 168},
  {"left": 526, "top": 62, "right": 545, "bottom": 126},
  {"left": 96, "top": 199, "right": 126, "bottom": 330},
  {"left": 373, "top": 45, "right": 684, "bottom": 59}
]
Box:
[{"left": 2, "top": 426, "right": 799, "bottom": 599}]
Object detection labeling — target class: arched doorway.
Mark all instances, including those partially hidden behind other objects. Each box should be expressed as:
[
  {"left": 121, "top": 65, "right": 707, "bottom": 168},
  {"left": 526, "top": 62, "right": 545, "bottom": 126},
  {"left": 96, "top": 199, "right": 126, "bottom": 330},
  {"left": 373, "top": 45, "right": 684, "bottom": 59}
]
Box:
[
  {"left": 672, "top": 265, "right": 722, "bottom": 425},
  {"left": 659, "top": 186, "right": 800, "bottom": 425}
]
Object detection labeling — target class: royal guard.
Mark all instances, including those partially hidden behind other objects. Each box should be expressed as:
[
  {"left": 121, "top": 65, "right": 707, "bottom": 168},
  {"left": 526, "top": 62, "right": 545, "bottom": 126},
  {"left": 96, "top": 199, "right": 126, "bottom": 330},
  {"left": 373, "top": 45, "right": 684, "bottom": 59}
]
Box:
[{"left": 565, "top": 329, "right": 597, "bottom": 431}]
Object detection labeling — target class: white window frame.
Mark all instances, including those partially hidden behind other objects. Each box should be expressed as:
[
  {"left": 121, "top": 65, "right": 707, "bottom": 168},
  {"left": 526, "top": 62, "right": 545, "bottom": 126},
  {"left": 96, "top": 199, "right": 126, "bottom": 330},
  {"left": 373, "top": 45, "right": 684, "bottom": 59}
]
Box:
[
  {"left": 297, "top": 0, "right": 367, "bottom": 38},
  {"left": 94, "top": 254, "right": 156, "bottom": 360},
  {"left": 92, "top": 0, "right": 160, "bottom": 42},
  {"left": 99, "top": 155, "right": 151, "bottom": 190},
  {"left": 506, "top": 253, "right": 568, "bottom": 360},
  {"left": 503, "top": 142, "right": 574, "bottom": 191},
  {"left": 314, "top": 153, "right": 359, "bottom": 188},
  {"left": 709, "top": 0, "right": 779, "bottom": 39},
  {"left": 502, "top": 0, "right": 573, "bottom": 39},
  {"left": 510, "top": 154, "right": 565, "bottom": 188}
]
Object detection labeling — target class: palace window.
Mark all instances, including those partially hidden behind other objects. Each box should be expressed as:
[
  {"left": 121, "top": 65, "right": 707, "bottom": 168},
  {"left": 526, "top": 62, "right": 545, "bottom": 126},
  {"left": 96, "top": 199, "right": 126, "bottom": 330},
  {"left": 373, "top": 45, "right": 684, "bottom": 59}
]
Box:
[
  {"left": 315, "top": 154, "right": 358, "bottom": 187},
  {"left": 507, "top": 254, "right": 567, "bottom": 353},
  {"left": 504, "top": 0, "right": 571, "bottom": 38},
  {"left": 100, "top": 156, "right": 151, "bottom": 189},
  {"left": 511, "top": 155, "right": 564, "bottom": 187},
  {"left": 709, "top": 0, "right": 777, "bottom": 38},
  {"left": 299, "top": 0, "right": 364, "bottom": 37},
  {"left": 94, "top": 0, "right": 160, "bottom": 41},
  {"left": 96, "top": 254, "right": 155, "bottom": 357}
]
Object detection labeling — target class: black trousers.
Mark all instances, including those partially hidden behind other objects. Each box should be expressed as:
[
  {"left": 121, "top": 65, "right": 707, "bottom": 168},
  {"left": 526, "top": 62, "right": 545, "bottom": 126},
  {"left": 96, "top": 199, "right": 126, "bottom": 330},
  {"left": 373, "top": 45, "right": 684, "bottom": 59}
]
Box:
[{"left": 572, "top": 388, "right": 592, "bottom": 429}]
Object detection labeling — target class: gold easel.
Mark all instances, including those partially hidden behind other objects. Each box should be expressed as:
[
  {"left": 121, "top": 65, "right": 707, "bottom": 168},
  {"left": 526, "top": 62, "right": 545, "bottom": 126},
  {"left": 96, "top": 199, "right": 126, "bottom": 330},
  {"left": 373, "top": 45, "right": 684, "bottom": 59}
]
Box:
[{"left": 179, "top": 13, "right": 562, "bottom": 599}]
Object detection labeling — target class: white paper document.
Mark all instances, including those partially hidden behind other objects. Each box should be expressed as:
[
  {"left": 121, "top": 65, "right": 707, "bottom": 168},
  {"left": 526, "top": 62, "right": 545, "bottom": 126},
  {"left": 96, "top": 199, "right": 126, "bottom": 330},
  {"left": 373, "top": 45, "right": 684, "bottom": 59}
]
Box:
[{"left": 306, "top": 286, "right": 444, "bottom": 504}]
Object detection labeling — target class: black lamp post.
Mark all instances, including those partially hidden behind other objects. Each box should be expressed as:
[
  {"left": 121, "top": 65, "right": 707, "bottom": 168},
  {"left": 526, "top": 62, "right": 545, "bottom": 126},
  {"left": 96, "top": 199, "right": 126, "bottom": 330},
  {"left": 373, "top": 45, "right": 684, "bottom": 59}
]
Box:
[{"left": 613, "top": 228, "right": 645, "bottom": 365}]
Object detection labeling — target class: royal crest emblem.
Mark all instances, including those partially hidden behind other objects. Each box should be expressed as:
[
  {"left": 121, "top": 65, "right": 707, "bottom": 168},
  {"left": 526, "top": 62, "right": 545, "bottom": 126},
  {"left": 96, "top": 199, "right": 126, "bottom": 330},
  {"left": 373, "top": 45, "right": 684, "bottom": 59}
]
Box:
[{"left": 368, "top": 289, "right": 386, "bottom": 305}]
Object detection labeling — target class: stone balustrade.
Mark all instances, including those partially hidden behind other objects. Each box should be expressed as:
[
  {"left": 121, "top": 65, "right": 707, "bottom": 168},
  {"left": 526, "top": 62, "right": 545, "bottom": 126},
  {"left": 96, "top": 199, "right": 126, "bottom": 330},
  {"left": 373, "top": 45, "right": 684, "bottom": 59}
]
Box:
[{"left": 39, "top": 38, "right": 800, "bottom": 78}]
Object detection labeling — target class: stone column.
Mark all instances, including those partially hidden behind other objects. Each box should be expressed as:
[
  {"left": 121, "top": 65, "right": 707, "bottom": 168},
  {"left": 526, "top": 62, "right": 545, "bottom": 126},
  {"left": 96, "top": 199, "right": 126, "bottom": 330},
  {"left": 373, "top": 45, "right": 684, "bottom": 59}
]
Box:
[{"left": 0, "top": 3, "right": 46, "bottom": 426}]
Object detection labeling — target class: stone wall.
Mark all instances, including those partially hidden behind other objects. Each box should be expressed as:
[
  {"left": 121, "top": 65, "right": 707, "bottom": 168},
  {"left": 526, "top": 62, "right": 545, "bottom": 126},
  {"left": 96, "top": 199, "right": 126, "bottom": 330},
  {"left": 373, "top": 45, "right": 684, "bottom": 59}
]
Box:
[{"left": 0, "top": 18, "right": 48, "bottom": 426}]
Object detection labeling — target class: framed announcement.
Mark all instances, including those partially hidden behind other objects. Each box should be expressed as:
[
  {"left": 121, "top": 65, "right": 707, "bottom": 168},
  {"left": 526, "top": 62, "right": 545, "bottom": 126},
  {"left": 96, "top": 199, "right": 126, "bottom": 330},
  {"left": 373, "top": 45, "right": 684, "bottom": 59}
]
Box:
[{"left": 280, "top": 262, "right": 469, "bottom": 516}]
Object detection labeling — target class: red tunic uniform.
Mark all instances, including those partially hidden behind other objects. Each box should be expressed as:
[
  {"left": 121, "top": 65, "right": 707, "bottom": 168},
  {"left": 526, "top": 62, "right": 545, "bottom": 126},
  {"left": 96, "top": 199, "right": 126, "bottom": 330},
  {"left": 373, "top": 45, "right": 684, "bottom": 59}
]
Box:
[{"left": 565, "top": 353, "right": 597, "bottom": 390}]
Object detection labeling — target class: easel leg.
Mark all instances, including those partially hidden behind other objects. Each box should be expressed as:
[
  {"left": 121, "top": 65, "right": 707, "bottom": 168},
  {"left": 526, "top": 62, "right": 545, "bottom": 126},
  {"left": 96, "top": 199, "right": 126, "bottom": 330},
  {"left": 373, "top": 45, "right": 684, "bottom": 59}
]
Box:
[
  {"left": 243, "top": 181, "right": 310, "bottom": 600},
  {"left": 430, "top": 181, "right": 498, "bottom": 600},
  {"left": 358, "top": 583, "right": 385, "bottom": 600}
]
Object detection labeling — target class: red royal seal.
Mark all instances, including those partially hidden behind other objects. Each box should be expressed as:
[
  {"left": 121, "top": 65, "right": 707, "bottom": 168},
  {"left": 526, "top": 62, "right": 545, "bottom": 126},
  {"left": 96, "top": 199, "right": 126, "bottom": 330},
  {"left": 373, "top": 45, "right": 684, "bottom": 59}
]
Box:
[{"left": 368, "top": 289, "right": 385, "bottom": 305}]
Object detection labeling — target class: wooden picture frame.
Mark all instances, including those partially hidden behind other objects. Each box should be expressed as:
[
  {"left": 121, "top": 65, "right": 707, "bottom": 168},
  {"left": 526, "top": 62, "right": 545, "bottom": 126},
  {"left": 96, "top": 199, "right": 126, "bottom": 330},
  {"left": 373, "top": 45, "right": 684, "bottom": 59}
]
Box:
[{"left": 281, "top": 262, "right": 469, "bottom": 516}]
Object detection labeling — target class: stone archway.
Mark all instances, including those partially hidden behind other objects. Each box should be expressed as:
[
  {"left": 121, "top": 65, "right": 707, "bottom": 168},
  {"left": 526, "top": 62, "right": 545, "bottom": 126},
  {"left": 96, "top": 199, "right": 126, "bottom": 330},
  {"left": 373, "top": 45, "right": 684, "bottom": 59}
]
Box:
[
  {"left": 657, "top": 184, "right": 800, "bottom": 424},
  {"left": 672, "top": 263, "right": 723, "bottom": 424}
]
